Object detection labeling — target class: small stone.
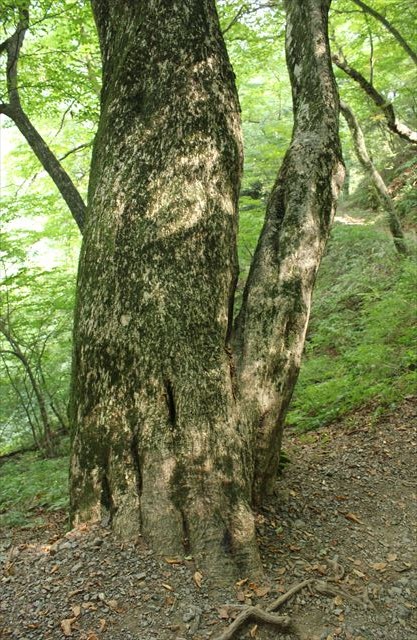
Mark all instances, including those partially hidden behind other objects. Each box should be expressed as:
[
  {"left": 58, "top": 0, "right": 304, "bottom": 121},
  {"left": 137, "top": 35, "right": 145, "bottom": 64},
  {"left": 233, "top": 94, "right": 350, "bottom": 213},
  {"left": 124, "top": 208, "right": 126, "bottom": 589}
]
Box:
[
  {"left": 397, "top": 605, "right": 411, "bottom": 620},
  {"left": 183, "top": 610, "right": 195, "bottom": 623},
  {"left": 294, "top": 519, "right": 306, "bottom": 529}
]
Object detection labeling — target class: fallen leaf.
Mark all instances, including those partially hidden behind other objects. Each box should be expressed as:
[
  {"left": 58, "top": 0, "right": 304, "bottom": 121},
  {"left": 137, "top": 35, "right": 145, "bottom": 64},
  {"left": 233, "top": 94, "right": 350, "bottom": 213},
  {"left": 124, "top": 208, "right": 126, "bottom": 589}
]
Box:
[
  {"left": 99, "top": 619, "right": 107, "bottom": 632},
  {"left": 236, "top": 577, "right": 248, "bottom": 587},
  {"left": 312, "top": 563, "right": 328, "bottom": 575},
  {"left": 193, "top": 571, "right": 203, "bottom": 588},
  {"left": 353, "top": 568, "right": 366, "bottom": 578},
  {"left": 86, "top": 634, "right": 99, "bottom": 640},
  {"left": 50, "top": 564, "right": 59, "bottom": 574},
  {"left": 162, "top": 583, "right": 173, "bottom": 592},
  {"left": 250, "top": 624, "right": 258, "bottom": 637},
  {"left": 254, "top": 585, "right": 270, "bottom": 597},
  {"left": 334, "top": 595, "right": 344, "bottom": 606},
  {"left": 105, "top": 599, "right": 120, "bottom": 612},
  {"left": 164, "top": 556, "right": 183, "bottom": 565},
  {"left": 60, "top": 618, "right": 75, "bottom": 637},
  {"left": 71, "top": 605, "right": 81, "bottom": 618},
  {"left": 276, "top": 567, "right": 286, "bottom": 575},
  {"left": 217, "top": 607, "right": 230, "bottom": 620},
  {"left": 237, "top": 590, "right": 246, "bottom": 602},
  {"left": 343, "top": 512, "right": 363, "bottom": 525},
  {"left": 289, "top": 544, "right": 301, "bottom": 551},
  {"left": 387, "top": 553, "right": 398, "bottom": 562},
  {"left": 371, "top": 562, "right": 387, "bottom": 571}
]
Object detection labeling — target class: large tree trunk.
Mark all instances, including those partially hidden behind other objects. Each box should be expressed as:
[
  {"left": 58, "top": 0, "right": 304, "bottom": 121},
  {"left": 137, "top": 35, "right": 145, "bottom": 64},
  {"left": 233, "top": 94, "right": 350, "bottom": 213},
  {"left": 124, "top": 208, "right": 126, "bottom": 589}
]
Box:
[
  {"left": 70, "top": 0, "right": 260, "bottom": 583},
  {"left": 70, "top": 0, "right": 344, "bottom": 584}
]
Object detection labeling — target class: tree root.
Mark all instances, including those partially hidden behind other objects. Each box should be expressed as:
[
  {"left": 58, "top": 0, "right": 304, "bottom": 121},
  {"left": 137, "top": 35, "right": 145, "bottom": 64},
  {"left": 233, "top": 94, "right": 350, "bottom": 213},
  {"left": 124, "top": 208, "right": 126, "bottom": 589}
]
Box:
[
  {"left": 214, "top": 608, "right": 291, "bottom": 640},
  {"left": 213, "top": 578, "right": 313, "bottom": 640},
  {"left": 213, "top": 576, "right": 371, "bottom": 639}
]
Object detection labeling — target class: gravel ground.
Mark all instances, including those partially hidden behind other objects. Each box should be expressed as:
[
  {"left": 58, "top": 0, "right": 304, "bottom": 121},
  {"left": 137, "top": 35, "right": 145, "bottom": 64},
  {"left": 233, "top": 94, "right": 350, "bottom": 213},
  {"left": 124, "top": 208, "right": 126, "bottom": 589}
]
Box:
[{"left": 1, "top": 397, "right": 416, "bottom": 640}]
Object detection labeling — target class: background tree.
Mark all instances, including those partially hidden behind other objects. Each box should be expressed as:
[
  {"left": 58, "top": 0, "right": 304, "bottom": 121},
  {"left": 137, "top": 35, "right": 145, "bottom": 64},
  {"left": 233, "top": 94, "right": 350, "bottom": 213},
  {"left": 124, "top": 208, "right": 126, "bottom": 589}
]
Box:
[{"left": 340, "top": 99, "right": 407, "bottom": 255}]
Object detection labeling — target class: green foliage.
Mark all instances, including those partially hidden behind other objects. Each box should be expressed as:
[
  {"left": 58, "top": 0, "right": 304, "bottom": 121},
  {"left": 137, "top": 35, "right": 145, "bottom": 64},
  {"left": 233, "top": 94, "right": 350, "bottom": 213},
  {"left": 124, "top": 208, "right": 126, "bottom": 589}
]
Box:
[
  {"left": 286, "top": 220, "right": 417, "bottom": 432},
  {"left": 0, "top": 451, "right": 68, "bottom": 528}
]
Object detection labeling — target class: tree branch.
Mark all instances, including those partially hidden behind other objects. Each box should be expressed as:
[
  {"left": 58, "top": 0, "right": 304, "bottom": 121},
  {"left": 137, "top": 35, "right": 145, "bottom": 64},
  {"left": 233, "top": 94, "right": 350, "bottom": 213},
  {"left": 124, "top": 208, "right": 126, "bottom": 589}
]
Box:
[
  {"left": 0, "top": 4, "right": 86, "bottom": 232},
  {"left": 333, "top": 53, "right": 417, "bottom": 144},
  {"left": 350, "top": 0, "right": 417, "bottom": 66}
]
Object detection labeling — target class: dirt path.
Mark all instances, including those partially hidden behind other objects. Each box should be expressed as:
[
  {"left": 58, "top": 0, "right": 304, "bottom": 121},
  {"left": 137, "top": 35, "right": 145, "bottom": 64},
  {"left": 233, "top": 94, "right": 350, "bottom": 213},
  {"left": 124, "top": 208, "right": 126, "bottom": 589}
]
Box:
[{"left": 1, "top": 398, "right": 416, "bottom": 640}]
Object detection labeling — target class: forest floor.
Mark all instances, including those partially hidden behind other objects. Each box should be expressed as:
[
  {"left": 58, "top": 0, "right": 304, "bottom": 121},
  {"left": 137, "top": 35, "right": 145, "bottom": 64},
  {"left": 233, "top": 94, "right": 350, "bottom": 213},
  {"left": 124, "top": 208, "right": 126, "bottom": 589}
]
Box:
[{"left": 1, "top": 397, "right": 416, "bottom": 640}]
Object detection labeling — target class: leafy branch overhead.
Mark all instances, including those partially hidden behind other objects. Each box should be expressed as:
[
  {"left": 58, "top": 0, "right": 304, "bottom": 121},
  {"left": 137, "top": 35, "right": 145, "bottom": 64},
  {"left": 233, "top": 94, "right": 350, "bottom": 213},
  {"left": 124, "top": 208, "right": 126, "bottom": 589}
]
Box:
[{"left": 0, "top": 2, "right": 86, "bottom": 231}]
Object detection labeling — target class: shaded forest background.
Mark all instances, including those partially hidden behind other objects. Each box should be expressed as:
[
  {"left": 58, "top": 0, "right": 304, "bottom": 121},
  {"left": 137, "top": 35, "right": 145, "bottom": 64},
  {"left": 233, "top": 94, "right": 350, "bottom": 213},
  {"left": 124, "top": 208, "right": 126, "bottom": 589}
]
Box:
[{"left": 0, "top": 0, "right": 416, "bottom": 524}]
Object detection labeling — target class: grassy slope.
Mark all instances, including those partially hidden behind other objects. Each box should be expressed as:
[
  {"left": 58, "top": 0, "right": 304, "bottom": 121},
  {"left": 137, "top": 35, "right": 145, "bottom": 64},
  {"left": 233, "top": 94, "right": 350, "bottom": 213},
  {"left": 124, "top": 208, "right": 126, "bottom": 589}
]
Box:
[
  {"left": 286, "top": 218, "right": 416, "bottom": 432},
  {"left": 237, "top": 195, "right": 417, "bottom": 433},
  {"left": 0, "top": 451, "right": 68, "bottom": 528}
]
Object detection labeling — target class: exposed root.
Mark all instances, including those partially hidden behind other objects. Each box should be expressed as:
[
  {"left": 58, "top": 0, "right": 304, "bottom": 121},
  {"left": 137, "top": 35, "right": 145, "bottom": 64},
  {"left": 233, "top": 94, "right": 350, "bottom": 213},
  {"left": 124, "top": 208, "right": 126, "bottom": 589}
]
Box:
[
  {"left": 214, "top": 607, "right": 291, "bottom": 640},
  {"left": 213, "top": 576, "right": 371, "bottom": 639},
  {"left": 213, "top": 579, "right": 312, "bottom": 640},
  {"left": 266, "top": 578, "right": 314, "bottom": 612}
]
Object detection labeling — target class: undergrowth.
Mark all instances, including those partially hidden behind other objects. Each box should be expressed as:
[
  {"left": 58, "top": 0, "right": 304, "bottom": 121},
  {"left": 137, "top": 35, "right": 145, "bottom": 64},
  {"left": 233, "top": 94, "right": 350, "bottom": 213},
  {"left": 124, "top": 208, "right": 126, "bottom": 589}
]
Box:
[
  {"left": 0, "top": 452, "right": 68, "bottom": 528},
  {"left": 286, "top": 219, "right": 417, "bottom": 432}
]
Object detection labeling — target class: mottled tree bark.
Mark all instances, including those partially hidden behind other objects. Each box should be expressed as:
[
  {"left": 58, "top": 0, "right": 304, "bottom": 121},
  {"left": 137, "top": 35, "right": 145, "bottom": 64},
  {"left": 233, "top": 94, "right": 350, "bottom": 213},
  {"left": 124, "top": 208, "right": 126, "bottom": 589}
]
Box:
[
  {"left": 233, "top": 0, "right": 345, "bottom": 502},
  {"left": 70, "top": 0, "right": 344, "bottom": 583},
  {"left": 340, "top": 100, "right": 407, "bottom": 255},
  {"left": 70, "top": 0, "right": 260, "bottom": 583}
]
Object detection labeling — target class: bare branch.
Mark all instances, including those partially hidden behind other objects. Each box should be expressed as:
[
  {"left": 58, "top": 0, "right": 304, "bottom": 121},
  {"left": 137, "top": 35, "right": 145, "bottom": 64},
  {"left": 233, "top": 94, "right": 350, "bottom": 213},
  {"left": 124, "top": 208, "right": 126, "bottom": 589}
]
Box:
[
  {"left": 1, "top": 4, "right": 86, "bottom": 231},
  {"left": 333, "top": 53, "right": 417, "bottom": 144},
  {"left": 350, "top": 0, "right": 417, "bottom": 65}
]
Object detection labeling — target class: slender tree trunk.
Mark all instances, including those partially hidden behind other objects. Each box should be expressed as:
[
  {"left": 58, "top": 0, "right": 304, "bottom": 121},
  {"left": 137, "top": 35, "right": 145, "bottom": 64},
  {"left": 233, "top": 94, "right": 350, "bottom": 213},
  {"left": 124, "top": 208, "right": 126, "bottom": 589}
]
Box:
[
  {"left": 70, "top": 0, "right": 344, "bottom": 584},
  {"left": 0, "top": 321, "right": 55, "bottom": 456},
  {"left": 233, "top": 0, "right": 345, "bottom": 502},
  {"left": 340, "top": 100, "right": 408, "bottom": 255}
]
